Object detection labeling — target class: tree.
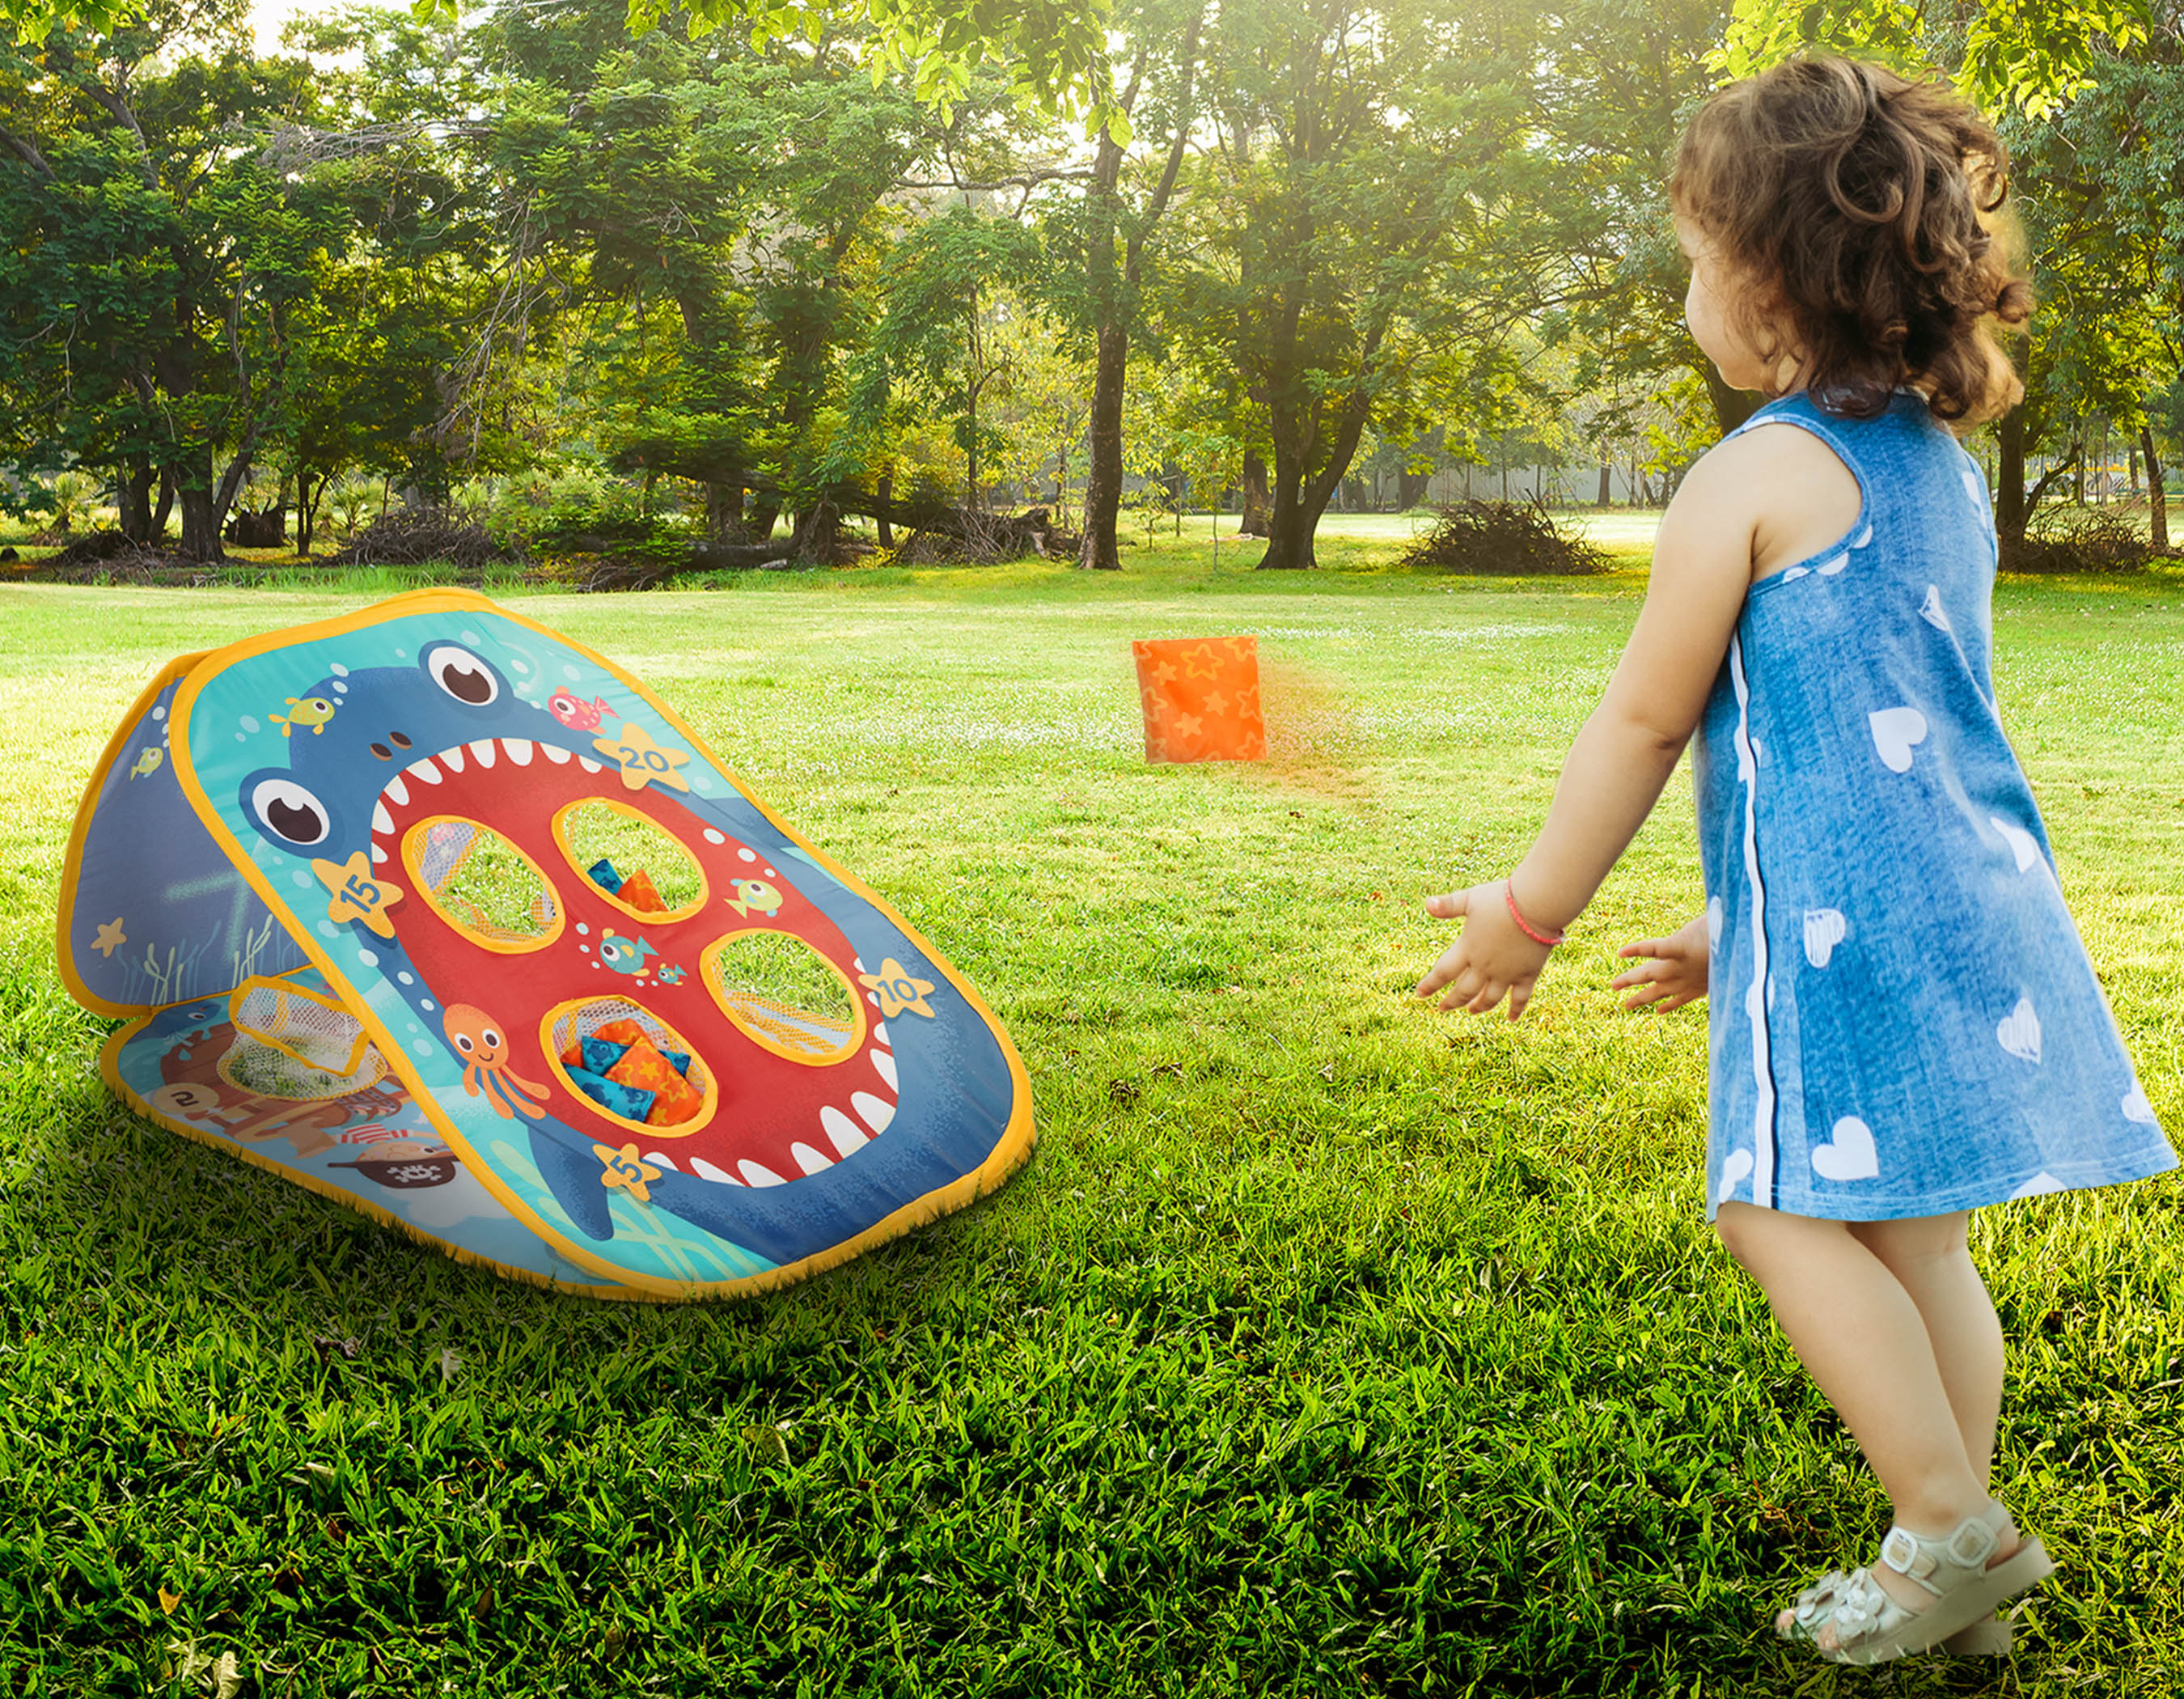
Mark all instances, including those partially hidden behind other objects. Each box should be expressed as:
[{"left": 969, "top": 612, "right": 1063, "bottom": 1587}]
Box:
[
  {"left": 0, "top": 6, "right": 391, "bottom": 557},
  {"left": 1170, "top": 0, "right": 1543, "bottom": 570},
  {"left": 1041, "top": 0, "right": 1204, "bottom": 570}
]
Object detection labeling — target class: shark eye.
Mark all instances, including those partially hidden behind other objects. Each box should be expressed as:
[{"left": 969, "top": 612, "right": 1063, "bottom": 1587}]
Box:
[
  {"left": 250, "top": 777, "right": 330, "bottom": 846},
  {"left": 424, "top": 643, "right": 501, "bottom": 706}
]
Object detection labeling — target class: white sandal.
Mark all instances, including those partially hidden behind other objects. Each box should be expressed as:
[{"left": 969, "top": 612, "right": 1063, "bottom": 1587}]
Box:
[
  {"left": 1776, "top": 1569, "right": 2013, "bottom": 1655},
  {"left": 1790, "top": 1502, "right": 2052, "bottom": 1665}
]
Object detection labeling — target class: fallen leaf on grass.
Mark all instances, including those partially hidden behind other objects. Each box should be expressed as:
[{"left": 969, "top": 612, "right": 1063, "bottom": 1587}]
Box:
[
  {"left": 435, "top": 1347, "right": 463, "bottom": 1384},
  {"left": 1107, "top": 1079, "right": 1140, "bottom": 1104},
  {"left": 311, "top": 1334, "right": 361, "bottom": 1363},
  {"left": 211, "top": 1650, "right": 243, "bottom": 1699},
  {"left": 742, "top": 1424, "right": 792, "bottom": 1468},
  {"left": 1318, "top": 1063, "right": 1335, "bottom": 1082},
  {"left": 158, "top": 1587, "right": 180, "bottom": 1616}
]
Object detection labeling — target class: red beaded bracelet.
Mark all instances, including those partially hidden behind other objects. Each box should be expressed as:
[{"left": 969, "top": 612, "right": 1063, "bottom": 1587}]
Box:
[{"left": 1503, "top": 879, "right": 1566, "bottom": 947}]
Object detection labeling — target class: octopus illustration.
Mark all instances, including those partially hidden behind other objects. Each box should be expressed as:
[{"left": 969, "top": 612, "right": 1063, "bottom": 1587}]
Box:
[{"left": 442, "top": 1004, "right": 550, "bottom": 1119}]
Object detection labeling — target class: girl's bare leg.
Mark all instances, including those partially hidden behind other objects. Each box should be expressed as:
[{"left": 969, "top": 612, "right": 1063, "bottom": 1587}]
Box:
[
  {"left": 1846, "top": 1213, "right": 2004, "bottom": 1489},
  {"left": 1714, "top": 1204, "right": 2019, "bottom": 1638}
]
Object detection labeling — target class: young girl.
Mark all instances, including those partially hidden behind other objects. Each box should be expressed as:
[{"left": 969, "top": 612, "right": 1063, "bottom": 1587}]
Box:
[{"left": 1414, "top": 57, "right": 2176, "bottom": 1665}]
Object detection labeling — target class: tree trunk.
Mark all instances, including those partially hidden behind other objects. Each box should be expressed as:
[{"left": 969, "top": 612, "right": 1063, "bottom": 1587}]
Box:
[
  {"left": 297, "top": 472, "right": 315, "bottom": 557},
  {"left": 1996, "top": 404, "right": 2027, "bottom": 538},
  {"left": 1596, "top": 464, "right": 1611, "bottom": 506},
  {"left": 1702, "top": 364, "right": 1761, "bottom": 435},
  {"left": 705, "top": 481, "right": 747, "bottom": 544},
  {"left": 2144, "top": 426, "right": 2168, "bottom": 551},
  {"left": 1078, "top": 320, "right": 1128, "bottom": 570},
  {"left": 1236, "top": 452, "right": 1272, "bottom": 536},
  {"left": 875, "top": 472, "right": 894, "bottom": 547},
  {"left": 152, "top": 467, "right": 176, "bottom": 541},
  {"left": 116, "top": 459, "right": 153, "bottom": 544},
  {"left": 177, "top": 467, "right": 224, "bottom": 561}
]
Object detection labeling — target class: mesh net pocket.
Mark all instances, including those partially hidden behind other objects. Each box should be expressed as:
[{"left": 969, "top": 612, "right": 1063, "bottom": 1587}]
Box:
[
  {"left": 703, "top": 933, "right": 859, "bottom": 1062},
  {"left": 410, "top": 820, "right": 561, "bottom": 947},
  {"left": 221, "top": 984, "right": 388, "bottom": 1101},
  {"left": 544, "top": 998, "right": 713, "bottom": 1130}
]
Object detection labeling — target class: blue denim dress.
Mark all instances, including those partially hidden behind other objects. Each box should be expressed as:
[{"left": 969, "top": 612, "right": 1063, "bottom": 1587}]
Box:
[{"left": 1692, "top": 392, "right": 2176, "bottom": 1221}]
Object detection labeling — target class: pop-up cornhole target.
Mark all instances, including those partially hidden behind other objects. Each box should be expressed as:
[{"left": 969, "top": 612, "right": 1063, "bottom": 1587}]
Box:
[
  {"left": 58, "top": 589, "right": 1033, "bottom": 1300},
  {"left": 1132, "top": 637, "right": 1266, "bottom": 764}
]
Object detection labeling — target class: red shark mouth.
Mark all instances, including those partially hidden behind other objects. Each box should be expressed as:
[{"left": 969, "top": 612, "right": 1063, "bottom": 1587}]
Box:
[{"left": 362, "top": 732, "right": 899, "bottom": 1188}]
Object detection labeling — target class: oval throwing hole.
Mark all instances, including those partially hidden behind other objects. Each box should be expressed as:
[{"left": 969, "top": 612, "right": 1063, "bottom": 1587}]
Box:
[
  {"left": 702, "top": 931, "right": 863, "bottom": 1065},
  {"left": 403, "top": 818, "right": 563, "bottom": 952},
  {"left": 540, "top": 996, "right": 717, "bottom": 1138},
  {"left": 552, "top": 799, "right": 708, "bottom": 922}
]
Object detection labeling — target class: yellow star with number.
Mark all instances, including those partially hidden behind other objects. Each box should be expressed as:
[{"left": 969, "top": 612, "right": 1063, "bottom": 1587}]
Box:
[
  {"left": 92, "top": 917, "right": 128, "bottom": 958},
  {"left": 594, "top": 722, "right": 692, "bottom": 794},
  {"left": 311, "top": 852, "right": 404, "bottom": 939},
  {"left": 594, "top": 1142, "right": 662, "bottom": 1205},
  {"left": 857, "top": 956, "right": 938, "bottom": 1019}
]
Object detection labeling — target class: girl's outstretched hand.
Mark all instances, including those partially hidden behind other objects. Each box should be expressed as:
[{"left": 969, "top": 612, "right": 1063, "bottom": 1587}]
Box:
[
  {"left": 1415, "top": 882, "right": 1556, "bottom": 1021},
  {"left": 1610, "top": 914, "right": 1711, "bottom": 1011}
]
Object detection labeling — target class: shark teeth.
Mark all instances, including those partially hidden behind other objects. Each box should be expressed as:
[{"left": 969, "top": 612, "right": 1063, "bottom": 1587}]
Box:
[
  {"left": 405, "top": 756, "right": 442, "bottom": 785},
  {"left": 821, "top": 1106, "right": 869, "bottom": 1157},
  {"left": 541, "top": 744, "right": 571, "bottom": 765},
  {"left": 372, "top": 801, "right": 394, "bottom": 834},
  {"left": 852, "top": 1090, "right": 895, "bottom": 1133},
  {"left": 468, "top": 739, "right": 498, "bottom": 768},
  {"left": 790, "top": 1142, "right": 834, "bottom": 1176},
  {"left": 383, "top": 773, "right": 410, "bottom": 807},
  {"left": 439, "top": 744, "right": 465, "bottom": 773},
  {"left": 502, "top": 739, "right": 533, "bottom": 765},
  {"left": 871, "top": 1049, "right": 898, "bottom": 1092}
]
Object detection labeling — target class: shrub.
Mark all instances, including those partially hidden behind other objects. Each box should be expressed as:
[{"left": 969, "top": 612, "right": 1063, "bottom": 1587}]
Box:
[
  {"left": 2001, "top": 505, "right": 2165, "bottom": 574},
  {"left": 1396, "top": 497, "right": 1610, "bottom": 575},
  {"left": 327, "top": 506, "right": 514, "bottom": 571}
]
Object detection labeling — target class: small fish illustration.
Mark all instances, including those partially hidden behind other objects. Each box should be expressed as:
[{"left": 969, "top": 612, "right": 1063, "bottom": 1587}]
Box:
[
  {"left": 726, "top": 878, "right": 784, "bottom": 918},
  {"left": 271, "top": 696, "right": 338, "bottom": 736},
  {"left": 654, "top": 964, "right": 688, "bottom": 985},
  {"left": 548, "top": 688, "right": 616, "bottom": 732},
  {"left": 598, "top": 932, "right": 658, "bottom": 977},
  {"left": 128, "top": 747, "right": 164, "bottom": 779}
]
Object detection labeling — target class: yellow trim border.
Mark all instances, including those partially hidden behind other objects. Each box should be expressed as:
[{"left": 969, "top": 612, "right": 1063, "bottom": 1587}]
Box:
[
  {"left": 539, "top": 995, "right": 719, "bottom": 1140},
  {"left": 699, "top": 927, "right": 867, "bottom": 1066},
  {"left": 400, "top": 813, "right": 568, "bottom": 955},
  {"left": 548, "top": 796, "right": 710, "bottom": 925}
]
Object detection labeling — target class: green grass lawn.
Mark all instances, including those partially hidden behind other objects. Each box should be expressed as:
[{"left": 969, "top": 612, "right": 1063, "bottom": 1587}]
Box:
[{"left": 2, "top": 540, "right": 2180, "bottom": 1697}]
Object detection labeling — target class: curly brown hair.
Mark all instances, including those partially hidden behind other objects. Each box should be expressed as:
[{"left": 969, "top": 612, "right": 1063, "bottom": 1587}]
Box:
[{"left": 1670, "top": 57, "right": 2032, "bottom": 425}]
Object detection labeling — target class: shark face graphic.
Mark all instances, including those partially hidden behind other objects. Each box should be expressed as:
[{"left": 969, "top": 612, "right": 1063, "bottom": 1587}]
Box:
[{"left": 192, "top": 605, "right": 1022, "bottom": 1286}]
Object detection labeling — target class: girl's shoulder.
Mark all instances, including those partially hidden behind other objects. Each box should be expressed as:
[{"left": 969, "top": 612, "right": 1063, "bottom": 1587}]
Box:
[{"left": 1693, "top": 405, "right": 1864, "bottom": 583}]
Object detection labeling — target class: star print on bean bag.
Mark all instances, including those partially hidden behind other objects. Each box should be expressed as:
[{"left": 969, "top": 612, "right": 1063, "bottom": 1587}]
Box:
[{"left": 1131, "top": 637, "right": 1267, "bottom": 764}]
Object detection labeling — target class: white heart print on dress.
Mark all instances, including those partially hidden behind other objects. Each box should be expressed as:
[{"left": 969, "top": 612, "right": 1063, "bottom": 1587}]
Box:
[
  {"left": 1707, "top": 895, "right": 1725, "bottom": 947},
  {"left": 1961, "top": 465, "right": 1986, "bottom": 510},
  {"left": 1919, "top": 586, "right": 1951, "bottom": 632},
  {"left": 1717, "top": 1147, "right": 1754, "bottom": 1205},
  {"left": 2010, "top": 1172, "right": 2065, "bottom": 1200},
  {"left": 1869, "top": 706, "right": 1928, "bottom": 773},
  {"left": 1810, "top": 1116, "right": 1880, "bottom": 1182},
  {"left": 2122, "top": 1087, "right": 2158, "bottom": 1125},
  {"left": 1988, "top": 816, "right": 2039, "bottom": 873},
  {"left": 1803, "top": 908, "right": 1847, "bottom": 968},
  {"left": 1996, "top": 996, "right": 2042, "bottom": 1063}
]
